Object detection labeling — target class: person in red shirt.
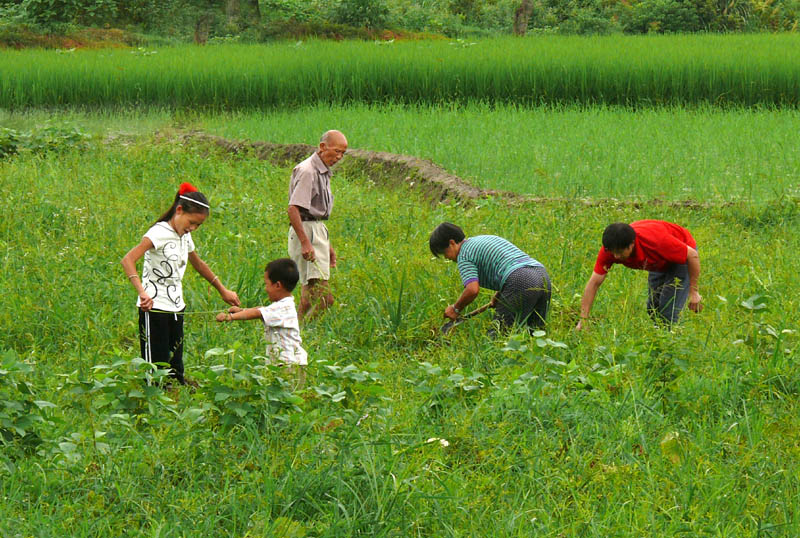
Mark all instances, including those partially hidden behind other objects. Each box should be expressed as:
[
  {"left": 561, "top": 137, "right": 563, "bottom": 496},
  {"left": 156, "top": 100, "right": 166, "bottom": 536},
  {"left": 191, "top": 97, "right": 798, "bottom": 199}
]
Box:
[{"left": 576, "top": 220, "right": 703, "bottom": 330}]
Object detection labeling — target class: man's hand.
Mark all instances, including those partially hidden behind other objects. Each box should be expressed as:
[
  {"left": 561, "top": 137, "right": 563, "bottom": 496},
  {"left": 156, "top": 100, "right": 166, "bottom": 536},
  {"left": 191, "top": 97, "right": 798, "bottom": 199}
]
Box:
[
  {"left": 302, "top": 240, "right": 315, "bottom": 262},
  {"left": 330, "top": 246, "right": 337, "bottom": 267},
  {"left": 688, "top": 292, "right": 703, "bottom": 313},
  {"left": 444, "top": 305, "right": 459, "bottom": 320}
]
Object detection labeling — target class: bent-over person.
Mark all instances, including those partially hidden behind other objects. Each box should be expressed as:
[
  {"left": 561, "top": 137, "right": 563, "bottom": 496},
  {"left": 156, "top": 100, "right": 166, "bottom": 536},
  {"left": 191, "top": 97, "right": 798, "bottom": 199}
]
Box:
[{"left": 576, "top": 220, "right": 703, "bottom": 330}]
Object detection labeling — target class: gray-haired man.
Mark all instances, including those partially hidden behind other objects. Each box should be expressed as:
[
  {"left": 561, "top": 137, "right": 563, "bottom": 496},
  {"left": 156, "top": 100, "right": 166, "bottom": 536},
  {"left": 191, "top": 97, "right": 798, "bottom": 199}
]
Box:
[{"left": 287, "top": 130, "right": 348, "bottom": 320}]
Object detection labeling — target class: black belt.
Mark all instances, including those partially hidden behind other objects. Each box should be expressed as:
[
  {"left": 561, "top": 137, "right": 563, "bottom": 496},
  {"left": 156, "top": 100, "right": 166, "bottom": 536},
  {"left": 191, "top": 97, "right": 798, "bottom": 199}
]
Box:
[{"left": 301, "top": 217, "right": 328, "bottom": 222}]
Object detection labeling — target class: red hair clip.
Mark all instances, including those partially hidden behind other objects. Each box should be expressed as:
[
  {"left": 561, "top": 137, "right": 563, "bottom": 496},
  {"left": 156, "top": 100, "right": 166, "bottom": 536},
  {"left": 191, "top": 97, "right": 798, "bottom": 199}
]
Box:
[{"left": 178, "top": 182, "right": 198, "bottom": 195}]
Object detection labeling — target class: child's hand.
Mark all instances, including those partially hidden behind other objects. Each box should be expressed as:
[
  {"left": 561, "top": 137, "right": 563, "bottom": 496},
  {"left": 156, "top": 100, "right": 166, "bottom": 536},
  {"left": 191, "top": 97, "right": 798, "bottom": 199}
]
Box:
[
  {"left": 220, "top": 288, "right": 240, "bottom": 307},
  {"left": 139, "top": 292, "right": 154, "bottom": 311},
  {"left": 228, "top": 306, "right": 243, "bottom": 313}
]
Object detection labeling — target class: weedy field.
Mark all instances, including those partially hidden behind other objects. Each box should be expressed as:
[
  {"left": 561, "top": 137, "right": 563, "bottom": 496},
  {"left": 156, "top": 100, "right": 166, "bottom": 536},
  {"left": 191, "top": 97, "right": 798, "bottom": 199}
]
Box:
[
  {"left": 3, "top": 34, "right": 800, "bottom": 109},
  {"left": 4, "top": 104, "right": 800, "bottom": 201},
  {"left": 2, "top": 33, "right": 800, "bottom": 537},
  {"left": 1, "top": 131, "right": 800, "bottom": 535}
]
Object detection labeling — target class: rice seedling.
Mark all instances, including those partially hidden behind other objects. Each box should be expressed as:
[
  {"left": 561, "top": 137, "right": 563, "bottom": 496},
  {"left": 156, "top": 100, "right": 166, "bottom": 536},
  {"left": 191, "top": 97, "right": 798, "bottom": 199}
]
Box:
[{"left": 3, "top": 34, "right": 800, "bottom": 109}]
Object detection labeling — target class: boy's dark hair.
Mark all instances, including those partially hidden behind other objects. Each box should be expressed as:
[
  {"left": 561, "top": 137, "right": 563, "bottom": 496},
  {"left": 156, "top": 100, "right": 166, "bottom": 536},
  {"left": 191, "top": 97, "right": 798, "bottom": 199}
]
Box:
[
  {"left": 429, "top": 222, "right": 465, "bottom": 256},
  {"left": 265, "top": 258, "right": 299, "bottom": 292},
  {"left": 602, "top": 222, "right": 636, "bottom": 251}
]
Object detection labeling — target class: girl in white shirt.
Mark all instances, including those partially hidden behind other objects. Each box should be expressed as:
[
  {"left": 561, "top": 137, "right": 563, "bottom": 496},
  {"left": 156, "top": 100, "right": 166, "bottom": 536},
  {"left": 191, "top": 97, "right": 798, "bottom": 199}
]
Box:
[{"left": 121, "top": 182, "right": 240, "bottom": 385}]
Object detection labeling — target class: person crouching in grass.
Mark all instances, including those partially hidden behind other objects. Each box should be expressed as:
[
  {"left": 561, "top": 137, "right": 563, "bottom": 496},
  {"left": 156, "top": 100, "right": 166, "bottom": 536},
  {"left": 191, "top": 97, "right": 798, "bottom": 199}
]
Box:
[
  {"left": 217, "top": 258, "right": 307, "bottom": 389},
  {"left": 576, "top": 220, "right": 703, "bottom": 331},
  {"left": 429, "top": 222, "right": 551, "bottom": 334}
]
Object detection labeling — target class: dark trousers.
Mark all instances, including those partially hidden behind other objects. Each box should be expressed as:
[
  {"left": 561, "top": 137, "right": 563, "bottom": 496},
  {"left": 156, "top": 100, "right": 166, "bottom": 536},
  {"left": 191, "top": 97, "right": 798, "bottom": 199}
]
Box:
[
  {"left": 494, "top": 265, "right": 552, "bottom": 330},
  {"left": 647, "top": 264, "right": 690, "bottom": 325},
  {"left": 138, "top": 309, "right": 185, "bottom": 383}
]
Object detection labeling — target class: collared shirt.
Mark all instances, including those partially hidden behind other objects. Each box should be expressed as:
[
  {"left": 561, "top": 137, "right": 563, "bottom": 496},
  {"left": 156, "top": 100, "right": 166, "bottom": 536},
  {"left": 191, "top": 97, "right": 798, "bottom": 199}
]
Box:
[
  {"left": 288, "top": 152, "right": 333, "bottom": 220},
  {"left": 457, "top": 235, "right": 543, "bottom": 291},
  {"left": 594, "top": 220, "right": 696, "bottom": 275},
  {"left": 138, "top": 222, "right": 195, "bottom": 311},
  {"left": 258, "top": 296, "right": 308, "bottom": 366}
]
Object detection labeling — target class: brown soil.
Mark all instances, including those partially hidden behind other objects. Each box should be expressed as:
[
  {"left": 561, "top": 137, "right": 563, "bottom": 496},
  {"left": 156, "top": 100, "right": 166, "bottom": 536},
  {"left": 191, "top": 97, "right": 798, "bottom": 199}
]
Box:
[{"left": 0, "top": 26, "right": 138, "bottom": 50}]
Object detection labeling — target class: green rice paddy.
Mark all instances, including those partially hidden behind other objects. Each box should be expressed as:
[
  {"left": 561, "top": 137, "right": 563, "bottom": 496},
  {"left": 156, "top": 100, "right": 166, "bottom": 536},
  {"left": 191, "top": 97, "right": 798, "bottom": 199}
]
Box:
[{"left": 3, "top": 34, "right": 800, "bottom": 109}]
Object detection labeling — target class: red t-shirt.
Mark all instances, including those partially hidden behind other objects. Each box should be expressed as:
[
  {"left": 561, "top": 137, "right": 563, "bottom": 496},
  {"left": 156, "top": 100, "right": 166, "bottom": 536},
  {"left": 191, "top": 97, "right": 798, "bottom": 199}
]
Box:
[{"left": 593, "top": 220, "right": 696, "bottom": 275}]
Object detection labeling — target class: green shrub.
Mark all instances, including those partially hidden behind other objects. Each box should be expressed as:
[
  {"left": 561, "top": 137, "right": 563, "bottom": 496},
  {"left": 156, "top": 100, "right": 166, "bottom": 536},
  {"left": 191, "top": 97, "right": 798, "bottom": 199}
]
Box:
[
  {"left": 619, "top": 0, "right": 703, "bottom": 33},
  {"left": 559, "top": 6, "right": 621, "bottom": 34},
  {"left": 0, "top": 128, "right": 18, "bottom": 159},
  {"left": 0, "top": 125, "right": 90, "bottom": 159},
  {"left": 0, "top": 348, "right": 55, "bottom": 451},
  {"left": 261, "top": 0, "right": 325, "bottom": 23},
  {"left": 330, "top": 0, "right": 390, "bottom": 29},
  {"left": 21, "top": 0, "right": 119, "bottom": 26}
]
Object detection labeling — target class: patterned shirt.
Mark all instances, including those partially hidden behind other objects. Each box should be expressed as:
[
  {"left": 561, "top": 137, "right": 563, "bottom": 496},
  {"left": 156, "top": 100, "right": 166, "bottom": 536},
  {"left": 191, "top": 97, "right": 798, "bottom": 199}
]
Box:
[
  {"left": 138, "top": 222, "right": 195, "bottom": 311},
  {"left": 457, "top": 235, "right": 543, "bottom": 291},
  {"left": 259, "top": 296, "right": 307, "bottom": 366}
]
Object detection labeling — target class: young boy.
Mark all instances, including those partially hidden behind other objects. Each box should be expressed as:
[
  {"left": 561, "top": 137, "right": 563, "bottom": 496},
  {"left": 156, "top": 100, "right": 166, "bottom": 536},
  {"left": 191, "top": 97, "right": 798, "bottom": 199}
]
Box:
[
  {"left": 429, "top": 222, "right": 551, "bottom": 333},
  {"left": 576, "top": 220, "right": 703, "bottom": 330},
  {"left": 217, "top": 258, "right": 307, "bottom": 387}
]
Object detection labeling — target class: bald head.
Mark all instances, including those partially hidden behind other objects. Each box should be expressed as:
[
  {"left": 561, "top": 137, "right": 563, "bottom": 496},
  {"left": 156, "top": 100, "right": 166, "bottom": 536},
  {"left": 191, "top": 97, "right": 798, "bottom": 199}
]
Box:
[
  {"left": 318, "top": 130, "right": 348, "bottom": 168},
  {"left": 321, "top": 130, "right": 347, "bottom": 146}
]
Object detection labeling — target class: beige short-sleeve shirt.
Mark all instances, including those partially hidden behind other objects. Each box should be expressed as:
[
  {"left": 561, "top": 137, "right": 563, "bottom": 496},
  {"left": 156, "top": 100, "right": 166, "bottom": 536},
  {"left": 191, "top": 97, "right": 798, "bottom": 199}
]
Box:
[{"left": 288, "top": 152, "right": 332, "bottom": 220}]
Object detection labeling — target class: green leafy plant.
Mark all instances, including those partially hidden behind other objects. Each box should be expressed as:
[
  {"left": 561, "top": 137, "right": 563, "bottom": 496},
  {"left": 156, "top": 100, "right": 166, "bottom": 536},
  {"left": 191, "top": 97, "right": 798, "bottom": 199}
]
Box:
[
  {"left": 0, "top": 128, "right": 19, "bottom": 159},
  {"left": 0, "top": 348, "right": 55, "bottom": 451},
  {"left": 59, "top": 358, "right": 178, "bottom": 422},
  {"left": 193, "top": 361, "right": 304, "bottom": 428},
  {"left": 313, "top": 360, "right": 388, "bottom": 407},
  {"left": 330, "top": 0, "right": 390, "bottom": 29}
]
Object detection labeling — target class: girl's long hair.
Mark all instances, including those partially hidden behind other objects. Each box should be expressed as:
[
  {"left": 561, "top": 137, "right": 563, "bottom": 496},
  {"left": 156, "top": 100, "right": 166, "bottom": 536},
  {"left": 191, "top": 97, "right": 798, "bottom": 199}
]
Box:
[{"left": 157, "top": 182, "right": 210, "bottom": 223}]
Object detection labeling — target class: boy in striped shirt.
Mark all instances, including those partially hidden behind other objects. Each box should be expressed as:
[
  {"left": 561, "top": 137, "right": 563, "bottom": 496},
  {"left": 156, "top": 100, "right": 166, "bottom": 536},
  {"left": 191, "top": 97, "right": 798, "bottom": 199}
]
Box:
[{"left": 429, "top": 222, "right": 551, "bottom": 332}]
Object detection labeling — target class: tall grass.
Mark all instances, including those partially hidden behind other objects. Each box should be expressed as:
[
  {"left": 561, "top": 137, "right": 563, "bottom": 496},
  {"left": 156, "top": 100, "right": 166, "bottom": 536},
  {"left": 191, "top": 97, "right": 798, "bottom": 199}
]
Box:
[
  {"left": 3, "top": 34, "right": 800, "bottom": 109},
  {"left": 201, "top": 103, "right": 800, "bottom": 202},
  {"left": 6, "top": 104, "right": 797, "bottom": 202},
  {"left": 2, "top": 135, "right": 800, "bottom": 535}
]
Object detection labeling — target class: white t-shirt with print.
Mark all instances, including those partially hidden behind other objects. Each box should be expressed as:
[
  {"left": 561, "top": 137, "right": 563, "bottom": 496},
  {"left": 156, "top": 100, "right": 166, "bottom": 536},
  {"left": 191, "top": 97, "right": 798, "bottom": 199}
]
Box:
[
  {"left": 137, "top": 222, "right": 195, "bottom": 312},
  {"left": 259, "top": 296, "right": 307, "bottom": 366}
]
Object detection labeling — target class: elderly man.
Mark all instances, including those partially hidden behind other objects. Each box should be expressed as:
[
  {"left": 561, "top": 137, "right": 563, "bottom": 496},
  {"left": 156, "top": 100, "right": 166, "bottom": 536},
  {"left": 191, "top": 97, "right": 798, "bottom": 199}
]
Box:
[{"left": 287, "top": 130, "right": 348, "bottom": 320}]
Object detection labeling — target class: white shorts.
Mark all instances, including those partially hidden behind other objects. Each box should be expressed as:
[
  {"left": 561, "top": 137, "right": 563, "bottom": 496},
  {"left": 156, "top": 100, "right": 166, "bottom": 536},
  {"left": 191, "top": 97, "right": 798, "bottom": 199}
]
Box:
[{"left": 288, "top": 221, "right": 330, "bottom": 286}]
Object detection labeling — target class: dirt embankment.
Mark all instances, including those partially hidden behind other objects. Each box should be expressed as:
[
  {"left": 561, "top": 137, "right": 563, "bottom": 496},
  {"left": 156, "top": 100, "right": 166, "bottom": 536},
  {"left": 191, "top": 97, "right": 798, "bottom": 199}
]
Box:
[
  {"left": 176, "top": 131, "right": 499, "bottom": 204},
  {"left": 174, "top": 131, "right": 724, "bottom": 209},
  {"left": 0, "top": 27, "right": 140, "bottom": 50}
]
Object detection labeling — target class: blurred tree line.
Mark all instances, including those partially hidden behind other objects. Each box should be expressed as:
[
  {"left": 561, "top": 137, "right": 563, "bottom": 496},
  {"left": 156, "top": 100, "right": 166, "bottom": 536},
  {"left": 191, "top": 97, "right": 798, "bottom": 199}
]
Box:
[{"left": 0, "top": 0, "right": 798, "bottom": 40}]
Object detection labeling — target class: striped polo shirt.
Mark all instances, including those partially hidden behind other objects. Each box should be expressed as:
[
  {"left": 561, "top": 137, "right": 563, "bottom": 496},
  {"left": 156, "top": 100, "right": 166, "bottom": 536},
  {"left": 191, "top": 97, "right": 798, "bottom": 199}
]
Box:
[{"left": 457, "top": 235, "right": 543, "bottom": 291}]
